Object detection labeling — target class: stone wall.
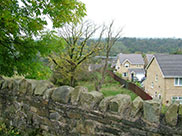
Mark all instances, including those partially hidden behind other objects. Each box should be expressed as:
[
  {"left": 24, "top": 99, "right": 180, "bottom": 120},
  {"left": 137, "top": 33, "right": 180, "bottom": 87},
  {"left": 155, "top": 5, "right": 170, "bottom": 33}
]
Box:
[{"left": 0, "top": 77, "right": 182, "bottom": 136}]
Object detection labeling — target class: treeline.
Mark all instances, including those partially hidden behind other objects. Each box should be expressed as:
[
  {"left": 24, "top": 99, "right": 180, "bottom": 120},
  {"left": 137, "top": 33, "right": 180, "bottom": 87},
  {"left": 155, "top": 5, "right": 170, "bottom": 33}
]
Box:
[{"left": 108, "top": 37, "right": 182, "bottom": 55}]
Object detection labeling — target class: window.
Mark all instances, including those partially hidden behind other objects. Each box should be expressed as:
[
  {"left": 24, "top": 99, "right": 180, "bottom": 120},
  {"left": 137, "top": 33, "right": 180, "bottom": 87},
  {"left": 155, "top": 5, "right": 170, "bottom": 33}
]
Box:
[
  {"left": 151, "top": 82, "right": 154, "bottom": 88},
  {"left": 174, "top": 78, "right": 182, "bottom": 86},
  {"left": 155, "top": 74, "right": 158, "bottom": 82},
  {"left": 172, "top": 96, "right": 178, "bottom": 100},
  {"left": 123, "top": 72, "right": 127, "bottom": 77},
  {"left": 171, "top": 96, "right": 182, "bottom": 104},
  {"left": 179, "top": 97, "right": 182, "bottom": 100},
  {"left": 124, "top": 63, "right": 129, "bottom": 68},
  {"left": 154, "top": 92, "right": 157, "bottom": 97}
]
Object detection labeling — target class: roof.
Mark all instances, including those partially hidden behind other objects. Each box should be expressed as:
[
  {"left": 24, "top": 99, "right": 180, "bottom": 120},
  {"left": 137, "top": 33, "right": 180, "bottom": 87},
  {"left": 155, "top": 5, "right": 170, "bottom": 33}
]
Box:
[
  {"left": 146, "top": 54, "right": 153, "bottom": 63},
  {"left": 146, "top": 54, "right": 182, "bottom": 78},
  {"left": 88, "top": 64, "right": 103, "bottom": 71},
  {"left": 128, "top": 68, "right": 145, "bottom": 74},
  {"left": 95, "top": 56, "right": 117, "bottom": 59},
  {"left": 118, "top": 53, "right": 144, "bottom": 65},
  {"left": 155, "top": 54, "right": 182, "bottom": 78}
]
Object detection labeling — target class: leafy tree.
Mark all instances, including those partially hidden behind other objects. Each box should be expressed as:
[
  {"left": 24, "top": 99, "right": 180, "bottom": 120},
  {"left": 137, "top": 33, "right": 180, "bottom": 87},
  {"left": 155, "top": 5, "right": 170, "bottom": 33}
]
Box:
[
  {"left": 0, "top": 0, "right": 86, "bottom": 78},
  {"left": 172, "top": 48, "right": 182, "bottom": 54},
  {"left": 50, "top": 21, "right": 105, "bottom": 86},
  {"left": 109, "top": 38, "right": 182, "bottom": 55}
]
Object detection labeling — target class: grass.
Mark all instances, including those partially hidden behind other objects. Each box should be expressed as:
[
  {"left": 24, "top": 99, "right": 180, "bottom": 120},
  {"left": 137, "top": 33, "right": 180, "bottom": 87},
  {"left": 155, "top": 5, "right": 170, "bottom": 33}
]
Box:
[{"left": 78, "top": 80, "right": 137, "bottom": 101}]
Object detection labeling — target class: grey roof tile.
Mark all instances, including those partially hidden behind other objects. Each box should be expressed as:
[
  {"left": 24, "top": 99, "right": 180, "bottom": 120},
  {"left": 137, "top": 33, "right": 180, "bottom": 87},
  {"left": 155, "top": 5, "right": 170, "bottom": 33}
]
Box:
[
  {"left": 128, "top": 68, "right": 145, "bottom": 74},
  {"left": 118, "top": 53, "right": 144, "bottom": 64},
  {"left": 155, "top": 54, "right": 182, "bottom": 77},
  {"left": 146, "top": 54, "right": 154, "bottom": 63}
]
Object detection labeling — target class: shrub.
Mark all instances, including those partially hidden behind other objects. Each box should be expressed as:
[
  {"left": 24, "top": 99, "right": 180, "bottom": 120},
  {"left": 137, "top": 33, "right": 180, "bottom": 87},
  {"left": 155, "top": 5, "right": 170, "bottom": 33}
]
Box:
[{"left": 0, "top": 123, "right": 21, "bottom": 136}]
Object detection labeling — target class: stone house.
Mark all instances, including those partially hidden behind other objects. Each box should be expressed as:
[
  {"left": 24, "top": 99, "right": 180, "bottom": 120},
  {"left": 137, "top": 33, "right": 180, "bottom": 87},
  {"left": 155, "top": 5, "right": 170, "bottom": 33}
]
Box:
[
  {"left": 115, "top": 53, "right": 145, "bottom": 81},
  {"left": 145, "top": 54, "right": 182, "bottom": 104}
]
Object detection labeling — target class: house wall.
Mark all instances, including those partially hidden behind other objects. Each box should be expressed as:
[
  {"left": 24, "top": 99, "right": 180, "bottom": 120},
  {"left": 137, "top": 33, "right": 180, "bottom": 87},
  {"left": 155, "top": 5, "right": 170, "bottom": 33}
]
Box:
[
  {"left": 164, "top": 78, "right": 182, "bottom": 104},
  {"left": 116, "top": 59, "right": 144, "bottom": 80},
  {"left": 144, "top": 58, "right": 165, "bottom": 103}
]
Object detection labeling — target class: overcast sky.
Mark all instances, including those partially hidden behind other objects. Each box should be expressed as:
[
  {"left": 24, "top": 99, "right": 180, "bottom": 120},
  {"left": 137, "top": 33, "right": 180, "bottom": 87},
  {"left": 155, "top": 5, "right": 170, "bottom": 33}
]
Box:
[{"left": 81, "top": 0, "right": 182, "bottom": 38}]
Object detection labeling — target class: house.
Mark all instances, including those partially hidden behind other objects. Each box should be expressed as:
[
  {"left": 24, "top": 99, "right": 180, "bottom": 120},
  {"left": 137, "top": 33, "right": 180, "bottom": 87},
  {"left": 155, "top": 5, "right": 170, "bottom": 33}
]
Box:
[
  {"left": 144, "top": 54, "right": 153, "bottom": 67},
  {"left": 145, "top": 54, "right": 182, "bottom": 104},
  {"left": 88, "top": 56, "right": 117, "bottom": 71},
  {"left": 115, "top": 53, "right": 145, "bottom": 81}
]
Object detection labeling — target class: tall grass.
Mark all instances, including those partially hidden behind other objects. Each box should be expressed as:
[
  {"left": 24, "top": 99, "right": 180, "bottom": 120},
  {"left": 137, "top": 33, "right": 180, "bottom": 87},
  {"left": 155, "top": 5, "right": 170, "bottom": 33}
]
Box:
[{"left": 78, "top": 71, "right": 137, "bottom": 101}]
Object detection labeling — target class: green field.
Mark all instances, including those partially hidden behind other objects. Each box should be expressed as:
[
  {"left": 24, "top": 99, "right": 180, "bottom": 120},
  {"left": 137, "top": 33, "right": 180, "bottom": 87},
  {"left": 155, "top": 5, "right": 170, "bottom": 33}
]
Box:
[{"left": 78, "top": 80, "right": 137, "bottom": 101}]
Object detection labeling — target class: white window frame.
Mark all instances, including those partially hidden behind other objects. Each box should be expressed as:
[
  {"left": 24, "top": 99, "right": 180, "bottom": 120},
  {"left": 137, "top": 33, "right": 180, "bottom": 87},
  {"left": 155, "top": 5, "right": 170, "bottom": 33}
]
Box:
[
  {"left": 155, "top": 74, "right": 158, "bottom": 82},
  {"left": 123, "top": 72, "right": 127, "bottom": 77},
  {"left": 151, "top": 82, "right": 154, "bottom": 88},
  {"left": 124, "top": 63, "right": 129, "bottom": 68},
  {"left": 174, "top": 78, "right": 182, "bottom": 86},
  {"left": 171, "top": 96, "right": 182, "bottom": 104},
  {"left": 158, "top": 94, "right": 161, "bottom": 99},
  {"left": 154, "top": 92, "right": 157, "bottom": 97}
]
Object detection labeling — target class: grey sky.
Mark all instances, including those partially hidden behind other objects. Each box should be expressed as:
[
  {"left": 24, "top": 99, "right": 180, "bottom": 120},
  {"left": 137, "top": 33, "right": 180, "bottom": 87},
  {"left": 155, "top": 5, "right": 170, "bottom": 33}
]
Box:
[{"left": 81, "top": 0, "right": 182, "bottom": 38}]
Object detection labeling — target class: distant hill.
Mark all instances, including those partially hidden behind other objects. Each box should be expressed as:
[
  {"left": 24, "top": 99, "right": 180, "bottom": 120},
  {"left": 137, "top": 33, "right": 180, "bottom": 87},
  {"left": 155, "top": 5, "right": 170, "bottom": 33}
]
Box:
[{"left": 109, "top": 37, "right": 182, "bottom": 55}]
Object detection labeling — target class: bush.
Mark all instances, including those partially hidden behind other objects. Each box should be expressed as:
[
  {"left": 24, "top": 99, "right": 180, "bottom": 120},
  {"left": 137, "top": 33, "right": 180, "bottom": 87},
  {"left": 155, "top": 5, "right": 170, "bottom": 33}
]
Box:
[
  {"left": 0, "top": 123, "right": 21, "bottom": 136},
  {"left": 135, "top": 81, "right": 142, "bottom": 88}
]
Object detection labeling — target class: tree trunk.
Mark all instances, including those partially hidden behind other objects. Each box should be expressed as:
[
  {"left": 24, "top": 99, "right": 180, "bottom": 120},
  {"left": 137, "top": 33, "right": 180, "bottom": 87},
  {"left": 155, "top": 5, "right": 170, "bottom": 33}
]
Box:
[
  {"left": 96, "top": 51, "right": 109, "bottom": 91},
  {"left": 70, "top": 66, "right": 76, "bottom": 87},
  {"left": 70, "top": 75, "right": 75, "bottom": 87}
]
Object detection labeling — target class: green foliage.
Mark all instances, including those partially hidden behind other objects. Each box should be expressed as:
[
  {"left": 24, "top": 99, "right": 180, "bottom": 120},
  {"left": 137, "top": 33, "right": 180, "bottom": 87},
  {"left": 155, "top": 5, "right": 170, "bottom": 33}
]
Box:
[
  {"left": 135, "top": 81, "right": 142, "bottom": 88},
  {"left": 78, "top": 72, "right": 137, "bottom": 101},
  {"left": 0, "top": 0, "right": 86, "bottom": 78},
  {"left": 161, "top": 104, "right": 168, "bottom": 114},
  {"left": 50, "top": 22, "right": 103, "bottom": 86},
  {"left": 0, "top": 123, "right": 21, "bottom": 136},
  {"left": 106, "top": 37, "right": 182, "bottom": 55},
  {"left": 172, "top": 48, "right": 182, "bottom": 54}
]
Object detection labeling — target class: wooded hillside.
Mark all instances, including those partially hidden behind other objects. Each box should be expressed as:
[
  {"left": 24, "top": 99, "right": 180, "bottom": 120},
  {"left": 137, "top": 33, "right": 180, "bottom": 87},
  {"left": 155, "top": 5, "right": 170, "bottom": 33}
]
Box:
[{"left": 108, "top": 37, "right": 182, "bottom": 55}]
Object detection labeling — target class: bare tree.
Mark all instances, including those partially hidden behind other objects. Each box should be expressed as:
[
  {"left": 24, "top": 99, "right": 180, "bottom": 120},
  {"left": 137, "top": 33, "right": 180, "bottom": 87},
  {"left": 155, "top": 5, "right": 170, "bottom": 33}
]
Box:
[
  {"left": 50, "top": 21, "right": 105, "bottom": 87},
  {"left": 95, "top": 21, "right": 123, "bottom": 91}
]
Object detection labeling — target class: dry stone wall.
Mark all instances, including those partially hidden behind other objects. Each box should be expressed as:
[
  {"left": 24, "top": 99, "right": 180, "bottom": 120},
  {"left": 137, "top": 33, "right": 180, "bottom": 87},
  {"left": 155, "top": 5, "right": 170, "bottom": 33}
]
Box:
[{"left": 0, "top": 77, "right": 182, "bottom": 136}]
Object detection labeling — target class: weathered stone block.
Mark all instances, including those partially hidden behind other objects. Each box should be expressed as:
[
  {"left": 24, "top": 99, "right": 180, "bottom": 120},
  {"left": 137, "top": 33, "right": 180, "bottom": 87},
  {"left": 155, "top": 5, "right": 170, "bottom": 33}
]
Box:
[
  {"left": 165, "top": 102, "right": 179, "bottom": 126},
  {"left": 79, "top": 91, "right": 104, "bottom": 109},
  {"left": 143, "top": 99, "right": 161, "bottom": 124},
  {"left": 50, "top": 112, "right": 61, "bottom": 121},
  {"left": 19, "top": 79, "right": 29, "bottom": 94},
  {"left": 108, "top": 94, "right": 131, "bottom": 115},
  {"left": 0, "top": 76, "right": 4, "bottom": 87},
  {"left": 34, "top": 80, "right": 54, "bottom": 95},
  {"left": 70, "top": 86, "right": 88, "bottom": 105},
  {"left": 30, "top": 106, "right": 38, "bottom": 113},
  {"left": 40, "top": 125, "right": 49, "bottom": 131},
  {"left": 43, "top": 88, "right": 56, "bottom": 100},
  {"left": 130, "top": 96, "right": 143, "bottom": 117},
  {"left": 13, "top": 78, "right": 32, "bottom": 94},
  {"left": 1, "top": 78, "right": 13, "bottom": 90},
  {"left": 51, "top": 86, "right": 74, "bottom": 103},
  {"left": 99, "top": 96, "right": 114, "bottom": 112},
  {"left": 26, "top": 79, "right": 38, "bottom": 93},
  {"left": 84, "top": 120, "right": 97, "bottom": 135}
]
